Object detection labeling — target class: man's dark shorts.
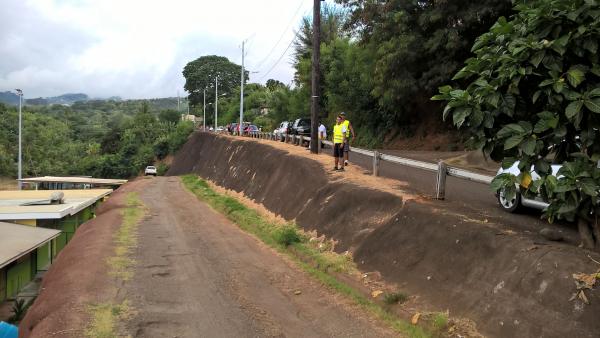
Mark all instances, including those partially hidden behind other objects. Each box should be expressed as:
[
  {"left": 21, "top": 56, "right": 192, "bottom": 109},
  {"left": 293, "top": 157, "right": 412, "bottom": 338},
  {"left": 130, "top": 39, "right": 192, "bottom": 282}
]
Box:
[{"left": 333, "top": 143, "right": 344, "bottom": 158}]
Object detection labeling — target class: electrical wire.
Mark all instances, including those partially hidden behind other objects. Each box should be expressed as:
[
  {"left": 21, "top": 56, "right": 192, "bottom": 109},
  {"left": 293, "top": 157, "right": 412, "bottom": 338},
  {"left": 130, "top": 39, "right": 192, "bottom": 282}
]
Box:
[
  {"left": 252, "top": 0, "right": 305, "bottom": 71},
  {"left": 257, "top": 31, "right": 300, "bottom": 82}
]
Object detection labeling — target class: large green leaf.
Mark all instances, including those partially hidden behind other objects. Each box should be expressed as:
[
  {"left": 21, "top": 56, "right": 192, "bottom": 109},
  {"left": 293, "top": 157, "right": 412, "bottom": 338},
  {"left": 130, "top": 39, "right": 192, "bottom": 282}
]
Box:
[
  {"left": 584, "top": 98, "right": 600, "bottom": 113},
  {"left": 497, "top": 123, "right": 526, "bottom": 138},
  {"left": 566, "top": 66, "right": 586, "bottom": 87},
  {"left": 504, "top": 134, "right": 524, "bottom": 150},
  {"left": 521, "top": 137, "right": 536, "bottom": 155},
  {"left": 579, "top": 178, "right": 598, "bottom": 196},
  {"left": 565, "top": 100, "right": 583, "bottom": 119},
  {"left": 557, "top": 195, "right": 578, "bottom": 213},
  {"left": 453, "top": 107, "right": 471, "bottom": 127}
]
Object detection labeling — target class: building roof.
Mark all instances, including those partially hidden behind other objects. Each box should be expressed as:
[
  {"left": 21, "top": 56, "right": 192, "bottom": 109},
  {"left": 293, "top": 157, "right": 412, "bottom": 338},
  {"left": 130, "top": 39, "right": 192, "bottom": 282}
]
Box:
[
  {"left": 18, "top": 176, "right": 127, "bottom": 185},
  {"left": 0, "top": 221, "right": 61, "bottom": 269},
  {"left": 0, "top": 189, "right": 112, "bottom": 220}
]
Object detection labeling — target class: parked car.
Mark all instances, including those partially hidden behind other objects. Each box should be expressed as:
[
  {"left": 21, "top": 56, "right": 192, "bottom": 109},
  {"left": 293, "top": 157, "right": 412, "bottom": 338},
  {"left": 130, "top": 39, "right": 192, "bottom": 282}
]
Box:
[
  {"left": 495, "top": 161, "right": 561, "bottom": 212},
  {"left": 144, "top": 166, "right": 157, "bottom": 176},
  {"left": 244, "top": 125, "right": 260, "bottom": 135},
  {"left": 291, "top": 118, "right": 311, "bottom": 136},
  {"left": 275, "top": 121, "right": 292, "bottom": 141}
]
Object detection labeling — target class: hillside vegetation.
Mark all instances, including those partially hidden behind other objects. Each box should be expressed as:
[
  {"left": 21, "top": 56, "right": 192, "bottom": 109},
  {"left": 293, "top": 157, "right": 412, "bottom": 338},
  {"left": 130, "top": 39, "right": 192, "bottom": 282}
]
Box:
[
  {"left": 186, "top": 1, "right": 512, "bottom": 148},
  {"left": 0, "top": 99, "right": 193, "bottom": 179}
]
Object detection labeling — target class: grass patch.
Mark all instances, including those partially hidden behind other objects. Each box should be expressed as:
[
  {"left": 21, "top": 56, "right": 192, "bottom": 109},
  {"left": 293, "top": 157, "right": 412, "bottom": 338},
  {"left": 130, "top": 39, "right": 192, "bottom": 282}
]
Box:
[
  {"left": 383, "top": 292, "right": 409, "bottom": 305},
  {"left": 432, "top": 312, "right": 449, "bottom": 333},
  {"left": 85, "top": 301, "right": 131, "bottom": 338},
  {"left": 107, "top": 192, "right": 145, "bottom": 281},
  {"left": 181, "top": 175, "right": 430, "bottom": 338}
]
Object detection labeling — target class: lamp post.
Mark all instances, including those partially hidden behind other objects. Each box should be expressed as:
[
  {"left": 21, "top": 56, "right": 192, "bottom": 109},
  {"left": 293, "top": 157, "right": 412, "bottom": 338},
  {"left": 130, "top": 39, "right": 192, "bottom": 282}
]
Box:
[
  {"left": 240, "top": 41, "right": 245, "bottom": 137},
  {"left": 15, "top": 89, "right": 23, "bottom": 190},
  {"left": 214, "top": 76, "right": 218, "bottom": 131},
  {"left": 203, "top": 88, "right": 206, "bottom": 130}
]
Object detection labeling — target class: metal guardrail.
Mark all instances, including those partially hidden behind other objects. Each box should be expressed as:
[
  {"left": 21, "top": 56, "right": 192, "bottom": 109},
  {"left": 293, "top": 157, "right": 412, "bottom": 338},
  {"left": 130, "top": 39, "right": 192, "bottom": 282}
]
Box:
[{"left": 234, "top": 131, "right": 494, "bottom": 200}]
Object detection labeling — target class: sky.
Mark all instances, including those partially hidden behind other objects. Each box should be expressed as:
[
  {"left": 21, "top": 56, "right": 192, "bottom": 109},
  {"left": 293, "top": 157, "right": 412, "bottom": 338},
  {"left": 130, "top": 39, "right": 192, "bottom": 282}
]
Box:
[{"left": 0, "top": 0, "right": 313, "bottom": 99}]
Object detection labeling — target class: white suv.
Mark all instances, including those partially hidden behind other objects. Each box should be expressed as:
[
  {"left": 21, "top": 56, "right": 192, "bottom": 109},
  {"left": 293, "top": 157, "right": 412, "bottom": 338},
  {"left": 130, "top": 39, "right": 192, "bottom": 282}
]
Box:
[{"left": 144, "top": 166, "right": 157, "bottom": 176}]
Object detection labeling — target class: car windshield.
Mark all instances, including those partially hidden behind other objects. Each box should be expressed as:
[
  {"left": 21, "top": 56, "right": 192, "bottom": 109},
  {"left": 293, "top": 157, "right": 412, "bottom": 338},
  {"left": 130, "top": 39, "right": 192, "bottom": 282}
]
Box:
[{"left": 147, "top": 166, "right": 156, "bottom": 169}]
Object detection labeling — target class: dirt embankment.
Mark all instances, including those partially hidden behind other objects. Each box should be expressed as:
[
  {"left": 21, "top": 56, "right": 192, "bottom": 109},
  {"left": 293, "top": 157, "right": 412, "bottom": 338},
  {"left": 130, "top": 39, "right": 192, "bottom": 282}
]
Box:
[
  {"left": 168, "top": 132, "right": 600, "bottom": 338},
  {"left": 19, "top": 180, "right": 148, "bottom": 337}
]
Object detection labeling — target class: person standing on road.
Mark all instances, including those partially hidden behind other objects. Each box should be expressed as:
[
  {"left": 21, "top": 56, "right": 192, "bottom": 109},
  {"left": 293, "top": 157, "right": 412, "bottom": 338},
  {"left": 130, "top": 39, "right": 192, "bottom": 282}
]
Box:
[
  {"left": 318, "top": 121, "right": 327, "bottom": 149},
  {"left": 339, "top": 112, "right": 355, "bottom": 166},
  {"left": 332, "top": 116, "right": 347, "bottom": 171}
]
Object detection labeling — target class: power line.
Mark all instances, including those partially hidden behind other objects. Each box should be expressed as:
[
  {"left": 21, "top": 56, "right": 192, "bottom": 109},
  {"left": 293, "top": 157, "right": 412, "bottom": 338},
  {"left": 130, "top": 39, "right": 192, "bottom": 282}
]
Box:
[
  {"left": 257, "top": 31, "right": 300, "bottom": 82},
  {"left": 252, "top": 0, "right": 305, "bottom": 71}
]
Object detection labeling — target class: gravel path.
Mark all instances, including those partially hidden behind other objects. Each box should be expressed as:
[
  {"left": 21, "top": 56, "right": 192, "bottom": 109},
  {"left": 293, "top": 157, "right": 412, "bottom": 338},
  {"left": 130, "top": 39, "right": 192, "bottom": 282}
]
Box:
[{"left": 124, "top": 176, "right": 396, "bottom": 337}]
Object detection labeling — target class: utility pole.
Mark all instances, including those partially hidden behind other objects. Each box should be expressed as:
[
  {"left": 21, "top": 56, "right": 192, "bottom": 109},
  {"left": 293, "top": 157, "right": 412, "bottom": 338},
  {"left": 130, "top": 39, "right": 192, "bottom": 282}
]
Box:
[
  {"left": 239, "top": 40, "right": 245, "bottom": 136},
  {"left": 214, "top": 76, "right": 218, "bottom": 131},
  {"left": 16, "top": 89, "right": 23, "bottom": 189},
  {"left": 310, "top": 0, "right": 322, "bottom": 154},
  {"left": 177, "top": 91, "right": 180, "bottom": 112},
  {"left": 203, "top": 88, "right": 206, "bottom": 130}
]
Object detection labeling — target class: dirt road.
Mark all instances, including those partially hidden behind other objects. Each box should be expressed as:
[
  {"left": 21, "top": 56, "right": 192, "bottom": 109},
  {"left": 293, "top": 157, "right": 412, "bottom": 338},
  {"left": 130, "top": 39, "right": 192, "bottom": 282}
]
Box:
[{"left": 124, "top": 176, "right": 395, "bottom": 337}]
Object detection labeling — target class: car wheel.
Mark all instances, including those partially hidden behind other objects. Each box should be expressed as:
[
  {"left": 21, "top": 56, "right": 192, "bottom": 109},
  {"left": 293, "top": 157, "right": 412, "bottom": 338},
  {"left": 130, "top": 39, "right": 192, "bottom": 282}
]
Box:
[{"left": 497, "top": 188, "right": 521, "bottom": 213}]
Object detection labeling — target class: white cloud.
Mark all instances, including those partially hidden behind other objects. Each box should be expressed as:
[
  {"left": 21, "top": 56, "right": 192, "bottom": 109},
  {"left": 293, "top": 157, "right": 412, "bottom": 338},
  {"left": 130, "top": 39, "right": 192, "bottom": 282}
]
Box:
[{"left": 0, "top": 0, "right": 312, "bottom": 98}]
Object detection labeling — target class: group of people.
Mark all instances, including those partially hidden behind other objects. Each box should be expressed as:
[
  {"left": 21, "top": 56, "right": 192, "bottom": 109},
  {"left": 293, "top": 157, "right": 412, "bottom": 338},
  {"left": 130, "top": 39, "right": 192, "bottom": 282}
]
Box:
[{"left": 318, "top": 112, "right": 355, "bottom": 172}]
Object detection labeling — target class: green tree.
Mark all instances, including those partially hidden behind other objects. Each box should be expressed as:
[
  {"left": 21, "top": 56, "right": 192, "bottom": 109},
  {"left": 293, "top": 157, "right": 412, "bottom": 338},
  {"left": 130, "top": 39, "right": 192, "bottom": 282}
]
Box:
[
  {"left": 183, "top": 55, "right": 248, "bottom": 107},
  {"left": 336, "top": 0, "right": 512, "bottom": 136},
  {"left": 433, "top": 0, "right": 600, "bottom": 250},
  {"left": 159, "top": 109, "right": 181, "bottom": 123}
]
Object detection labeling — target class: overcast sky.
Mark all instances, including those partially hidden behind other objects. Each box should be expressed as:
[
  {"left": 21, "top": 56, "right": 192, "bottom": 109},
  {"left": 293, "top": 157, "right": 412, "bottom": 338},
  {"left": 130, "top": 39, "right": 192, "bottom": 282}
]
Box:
[{"left": 0, "top": 0, "right": 313, "bottom": 99}]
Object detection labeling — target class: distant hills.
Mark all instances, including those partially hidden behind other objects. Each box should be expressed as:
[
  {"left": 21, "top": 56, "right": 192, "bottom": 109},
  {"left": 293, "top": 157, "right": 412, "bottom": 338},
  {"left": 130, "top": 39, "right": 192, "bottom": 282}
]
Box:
[
  {"left": 0, "top": 92, "right": 124, "bottom": 106},
  {"left": 0, "top": 91, "right": 20, "bottom": 105}
]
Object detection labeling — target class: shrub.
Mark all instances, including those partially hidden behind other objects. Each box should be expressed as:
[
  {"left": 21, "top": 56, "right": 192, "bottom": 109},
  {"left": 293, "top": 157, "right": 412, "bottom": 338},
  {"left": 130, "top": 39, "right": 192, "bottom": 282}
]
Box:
[
  {"left": 274, "top": 225, "right": 301, "bottom": 246},
  {"left": 383, "top": 292, "right": 408, "bottom": 305}
]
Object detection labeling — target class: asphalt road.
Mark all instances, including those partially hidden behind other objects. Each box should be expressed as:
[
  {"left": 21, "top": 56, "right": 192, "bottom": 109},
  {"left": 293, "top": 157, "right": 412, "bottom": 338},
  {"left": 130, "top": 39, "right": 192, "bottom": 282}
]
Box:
[
  {"left": 124, "top": 177, "right": 396, "bottom": 337},
  {"left": 344, "top": 147, "right": 580, "bottom": 244}
]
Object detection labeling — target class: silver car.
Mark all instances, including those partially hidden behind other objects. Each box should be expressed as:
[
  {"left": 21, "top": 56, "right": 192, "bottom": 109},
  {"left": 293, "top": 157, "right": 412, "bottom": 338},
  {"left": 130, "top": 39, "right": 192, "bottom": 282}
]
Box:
[{"left": 496, "top": 161, "right": 561, "bottom": 212}]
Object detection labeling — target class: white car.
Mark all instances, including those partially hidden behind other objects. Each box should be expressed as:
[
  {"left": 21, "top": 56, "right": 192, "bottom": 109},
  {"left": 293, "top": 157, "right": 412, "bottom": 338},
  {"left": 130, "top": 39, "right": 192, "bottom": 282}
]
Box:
[
  {"left": 144, "top": 166, "right": 157, "bottom": 176},
  {"left": 274, "top": 121, "right": 291, "bottom": 142},
  {"left": 495, "top": 161, "right": 561, "bottom": 212}
]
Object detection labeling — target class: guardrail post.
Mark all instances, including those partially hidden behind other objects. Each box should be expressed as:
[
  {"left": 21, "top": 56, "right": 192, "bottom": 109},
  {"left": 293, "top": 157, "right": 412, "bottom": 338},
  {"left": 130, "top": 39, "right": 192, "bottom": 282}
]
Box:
[
  {"left": 372, "top": 150, "right": 380, "bottom": 177},
  {"left": 435, "top": 160, "right": 447, "bottom": 200}
]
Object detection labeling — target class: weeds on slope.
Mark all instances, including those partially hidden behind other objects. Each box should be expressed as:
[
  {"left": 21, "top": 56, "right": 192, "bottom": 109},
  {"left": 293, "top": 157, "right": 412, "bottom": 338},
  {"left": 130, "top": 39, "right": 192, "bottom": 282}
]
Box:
[{"left": 181, "top": 174, "right": 430, "bottom": 338}]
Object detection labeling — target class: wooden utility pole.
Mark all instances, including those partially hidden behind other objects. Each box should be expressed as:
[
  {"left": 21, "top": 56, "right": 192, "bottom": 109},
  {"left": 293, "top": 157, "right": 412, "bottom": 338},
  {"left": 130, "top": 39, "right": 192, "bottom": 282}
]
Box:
[{"left": 310, "top": 0, "right": 322, "bottom": 154}]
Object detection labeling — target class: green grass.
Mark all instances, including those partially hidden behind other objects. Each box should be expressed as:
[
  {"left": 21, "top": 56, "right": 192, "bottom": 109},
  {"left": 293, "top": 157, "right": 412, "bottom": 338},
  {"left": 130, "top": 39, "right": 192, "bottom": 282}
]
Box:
[
  {"left": 86, "top": 193, "right": 145, "bottom": 337},
  {"left": 431, "top": 312, "right": 449, "bottom": 333},
  {"left": 107, "top": 192, "right": 145, "bottom": 280},
  {"left": 181, "top": 175, "right": 430, "bottom": 338},
  {"left": 383, "top": 292, "right": 409, "bottom": 305},
  {"left": 85, "top": 301, "right": 131, "bottom": 338}
]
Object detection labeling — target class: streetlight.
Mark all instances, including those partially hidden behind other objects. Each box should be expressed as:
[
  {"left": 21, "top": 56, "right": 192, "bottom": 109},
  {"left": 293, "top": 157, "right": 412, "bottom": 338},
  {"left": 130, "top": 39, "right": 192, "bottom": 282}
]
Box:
[
  {"left": 15, "top": 89, "right": 23, "bottom": 190},
  {"left": 214, "top": 76, "right": 218, "bottom": 131}
]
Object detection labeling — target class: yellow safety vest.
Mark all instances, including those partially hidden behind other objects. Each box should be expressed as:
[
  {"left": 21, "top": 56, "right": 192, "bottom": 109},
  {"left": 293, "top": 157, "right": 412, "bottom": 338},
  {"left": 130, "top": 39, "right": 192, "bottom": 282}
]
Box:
[
  {"left": 342, "top": 120, "right": 351, "bottom": 137},
  {"left": 333, "top": 124, "right": 345, "bottom": 144}
]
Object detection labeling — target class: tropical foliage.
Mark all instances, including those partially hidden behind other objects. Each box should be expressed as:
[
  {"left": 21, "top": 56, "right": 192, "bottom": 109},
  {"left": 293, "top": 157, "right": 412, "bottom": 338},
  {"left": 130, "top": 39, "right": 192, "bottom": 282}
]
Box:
[
  {"left": 0, "top": 100, "right": 194, "bottom": 179},
  {"left": 433, "top": 0, "right": 600, "bottom": 249}
]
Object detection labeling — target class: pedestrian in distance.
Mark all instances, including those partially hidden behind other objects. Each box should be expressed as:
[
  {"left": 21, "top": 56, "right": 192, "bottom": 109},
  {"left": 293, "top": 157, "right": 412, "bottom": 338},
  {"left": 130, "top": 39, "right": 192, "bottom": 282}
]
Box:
[
  {"left": 332, "top": 116, "right": 347, "bottom": 171},
  {"left": 339, "top": 112, "right": 355, "bottom": 167},
  {"left": 318, "top": 121, "right": 327, "bottom": 149}
]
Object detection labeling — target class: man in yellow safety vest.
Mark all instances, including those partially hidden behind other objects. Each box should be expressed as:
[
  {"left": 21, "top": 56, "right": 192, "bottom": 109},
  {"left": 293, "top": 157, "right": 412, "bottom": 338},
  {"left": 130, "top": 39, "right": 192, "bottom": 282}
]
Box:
[
  {"left": 339, "top": 112, "right": 355, "bottom": 166},
  {"left": 332, "top": 116, "right": 347, "bottom": 171}
]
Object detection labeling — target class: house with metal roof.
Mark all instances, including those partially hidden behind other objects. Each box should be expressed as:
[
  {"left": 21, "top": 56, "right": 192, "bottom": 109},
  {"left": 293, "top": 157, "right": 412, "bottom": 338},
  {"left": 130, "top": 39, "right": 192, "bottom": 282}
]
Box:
[
  {"left": 18, "top": 176, "right": 127, "bottom": 190},
  {"left": 0, "top": 222, "right": 60, "bottom": 303},
  {"left": 0, "top": 189, "right": 111, "bottom": 304}
]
